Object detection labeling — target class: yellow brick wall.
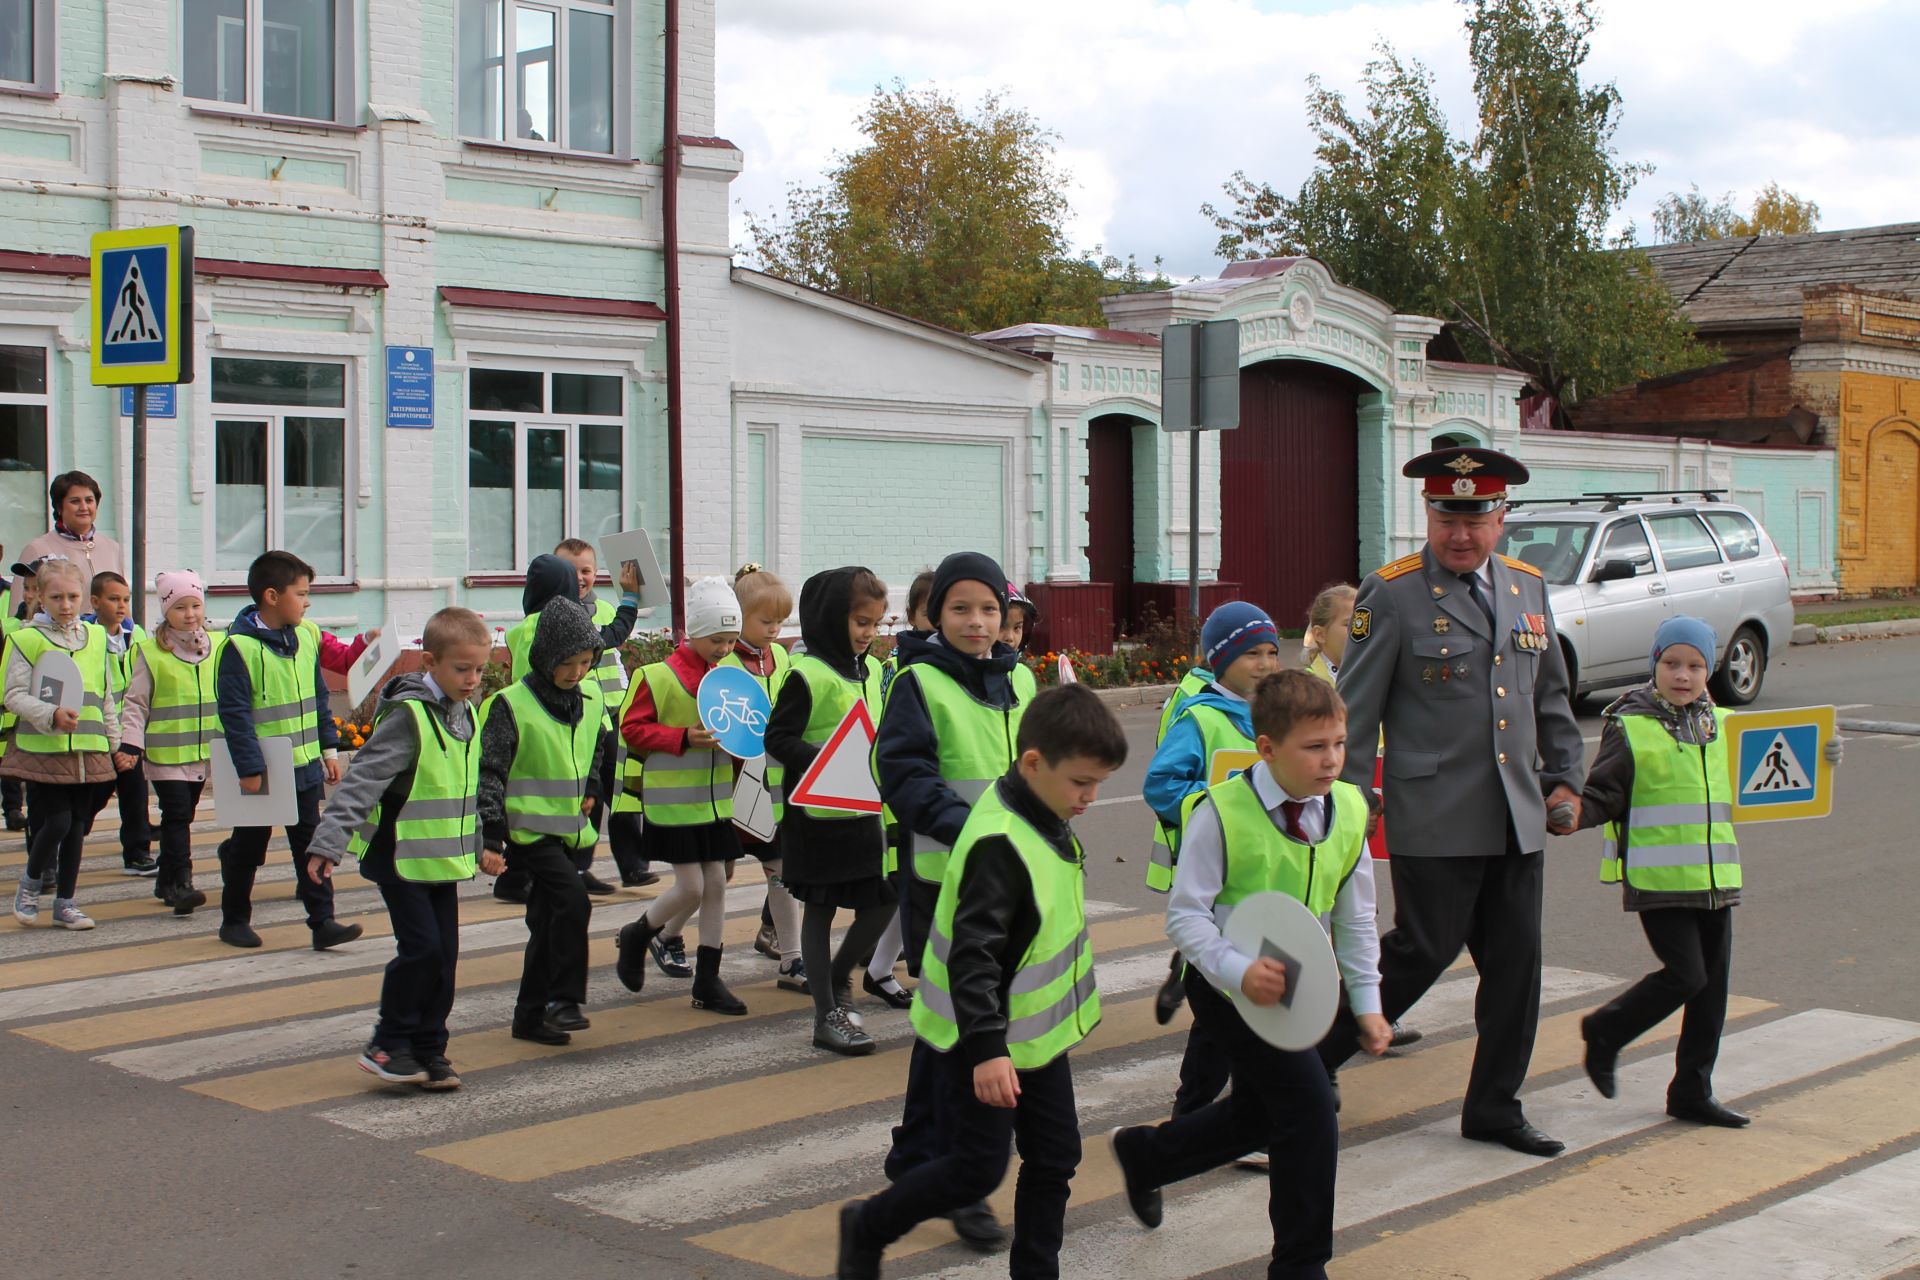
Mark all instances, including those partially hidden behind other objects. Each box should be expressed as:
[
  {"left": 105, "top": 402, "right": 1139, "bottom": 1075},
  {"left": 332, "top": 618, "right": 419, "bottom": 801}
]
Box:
[{"left": 1837, "top": 371, "right": 1920, "bottom": 592}]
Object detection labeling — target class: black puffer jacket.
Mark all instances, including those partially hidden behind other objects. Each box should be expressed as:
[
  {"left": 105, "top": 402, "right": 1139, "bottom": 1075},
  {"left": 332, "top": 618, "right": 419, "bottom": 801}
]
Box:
[
  {"left": 874, "top": 630, "right": 1021, "bottom": 852},
  {"left": 477, "top": 597, "right": 606, "bottom": 851}
]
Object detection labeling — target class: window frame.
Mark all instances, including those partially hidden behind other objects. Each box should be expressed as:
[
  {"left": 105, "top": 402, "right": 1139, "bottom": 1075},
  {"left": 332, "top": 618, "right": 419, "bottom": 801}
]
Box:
[
  {"left": 1702, "top": 509, "right": 1763, "bottom": 563},
  {"left": 464, "top": 361, "right": 627, "bottom": 574},
  {"left": 1646, "top": 511, "right": 1726, "bottom": 573},
  {"left": 0, "top": 333, "right": 53, "bottom": 564},
  {"left": 0, "top": 0, "right": 57, "bottom": 95},
  {"left": 456, "top": 0, "right": 628, "bottom": 159},
  {"left": 208, "top": 357, "right": 355, "bottom": 586},
  {"left": 179, "top": 0, "right": 357, "bottom": 127},
  {"left": 1595, "top": 516, "right": 1657, "bottom": 578}
]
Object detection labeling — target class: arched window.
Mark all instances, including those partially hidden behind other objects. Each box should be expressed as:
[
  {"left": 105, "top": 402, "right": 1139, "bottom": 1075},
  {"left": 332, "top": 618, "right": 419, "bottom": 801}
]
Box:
[{"left": 1432, "top": 430, "right": 1477, "bottom": 449}]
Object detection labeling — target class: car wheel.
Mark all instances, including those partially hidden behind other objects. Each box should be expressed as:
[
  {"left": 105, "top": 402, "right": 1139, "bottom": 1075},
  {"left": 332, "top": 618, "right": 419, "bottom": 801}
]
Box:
[{"left": 1711, "top": 625, "right": 1766, "bottom": 706}]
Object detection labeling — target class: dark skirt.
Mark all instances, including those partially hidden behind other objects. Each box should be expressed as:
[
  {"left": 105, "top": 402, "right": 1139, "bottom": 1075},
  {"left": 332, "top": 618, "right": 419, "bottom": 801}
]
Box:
[
  {"left": 785, "top": 873, "right": 897, "bottom": 911},
  {"left": 781, "top": 809, "right": 888, "bottom": 887},
  {"left": 641, "top": 819, "right": 736, "bottom": 865}
]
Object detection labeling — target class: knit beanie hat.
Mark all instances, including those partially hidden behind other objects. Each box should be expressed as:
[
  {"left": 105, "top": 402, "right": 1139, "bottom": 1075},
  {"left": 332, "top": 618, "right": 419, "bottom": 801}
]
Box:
[
  {"left": 1202, "top": 601, "right": 1279, "bottom": 675},
  {"left": 156, "top": 570, "right": 205, "bottom": 612},
  {"left": 928, "top": 552, "right": 1009, "bottom": 621},
  {"left": 1650, "top": 616, "right": 1718, "bottom": 676},
  {"left": 685, "top": 575, "right": 743, "bottom": 638}
]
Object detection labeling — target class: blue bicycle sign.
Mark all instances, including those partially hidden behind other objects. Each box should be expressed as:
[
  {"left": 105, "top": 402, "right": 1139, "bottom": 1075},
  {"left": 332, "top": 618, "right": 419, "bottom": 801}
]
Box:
[{"left": 696, "top": 665, "right": 774, "bottom": 760}]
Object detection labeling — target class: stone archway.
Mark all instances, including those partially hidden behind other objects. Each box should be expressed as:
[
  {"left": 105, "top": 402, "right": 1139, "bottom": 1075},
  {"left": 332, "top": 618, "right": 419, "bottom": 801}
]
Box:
[{"left": 1864, "top": 420, "right": 1920, "bottom": 589}]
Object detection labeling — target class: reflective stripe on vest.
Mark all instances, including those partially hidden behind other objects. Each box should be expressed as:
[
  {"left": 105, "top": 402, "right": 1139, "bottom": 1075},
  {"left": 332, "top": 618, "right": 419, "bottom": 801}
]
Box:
[
  {"left": 1145, "top": 668, "right": 1213, "bottom": 892},
  {"left": 637, "top": 662, "right": 733, "bottom": 825},
  {"left": 1198, "top": 773, "right": 1369, "bottom": 920},
  {"left": 614, "top": 670, "right": 645, "bottom": 815},
  {"left": 721, "top": 644, "right": 792, "bottom": 822},
  {"left": 590, "top": 598, "right": 629, "bottom": 709},
  {"left": 139, "top": 636, "right": 221, "bottom": 765},
  {"left": 899, "top": 663, "right": 1023, "bottom": 885},
  {"left": 911, "top": 781, "right": 1100, "bottom": 1069},
  {"left": 223, "top": 621, "right": 322, "bottom": 767},
  {"left": 1146, "top": 700, "right": 1252, "bottom": 894},
  {"left": 491, "top": 681, "right": 597, "bottom": 848},
  {"left": 787, "top": 651, "right": 882, "bottom": 821},
  {"left": 9, "top": 624, "right": 112, "bottom": 755},
  {"left": 347, "top": 700, "right": 480, "bottom": 880},
  {"left": 1601, "top": 712, "right": 1740, "bottom": 894}
]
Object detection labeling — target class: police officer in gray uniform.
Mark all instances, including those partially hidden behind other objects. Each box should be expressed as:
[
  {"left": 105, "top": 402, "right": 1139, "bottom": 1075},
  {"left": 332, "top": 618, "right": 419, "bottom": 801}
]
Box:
[{"left": 1318, "top": 447, "right": 1584, "bottom": 1157}]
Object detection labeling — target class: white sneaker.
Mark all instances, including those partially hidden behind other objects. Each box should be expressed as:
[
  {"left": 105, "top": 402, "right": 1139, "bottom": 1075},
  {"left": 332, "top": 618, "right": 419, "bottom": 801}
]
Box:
[
  {"left": 50, "top": 900, "right": 95, "bottom": 930},
  {"left": 1234, "top": 1149, "right": 1270, "bottom": 1169},
  {"left": 12, "top": 881, "right": 38, "bottom": 926}
]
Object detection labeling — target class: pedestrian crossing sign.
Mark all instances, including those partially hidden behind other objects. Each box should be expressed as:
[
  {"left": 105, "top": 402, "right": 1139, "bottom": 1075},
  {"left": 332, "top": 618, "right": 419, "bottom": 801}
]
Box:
[
  {"left": 1726, "top": 704, "right": 1835, "bottom": 823},
  {"left": 90, "top": 225, "right": 194, "bottom": 386}
]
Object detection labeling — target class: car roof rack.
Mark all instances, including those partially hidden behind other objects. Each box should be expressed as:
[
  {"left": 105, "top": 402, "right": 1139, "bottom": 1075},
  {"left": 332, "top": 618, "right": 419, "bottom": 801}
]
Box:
[{"left": 1507, "top": 489, "right": 1727, "bottom": 513}]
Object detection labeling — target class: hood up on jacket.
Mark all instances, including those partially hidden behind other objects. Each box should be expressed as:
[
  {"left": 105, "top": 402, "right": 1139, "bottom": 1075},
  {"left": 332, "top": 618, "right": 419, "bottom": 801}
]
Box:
[
  {"left": 522, "top": 553, "right": 580, "bottom": 618},
  {"left": 521, "top": 594, "right": 604, "bottom": 720},
  {"left": 797, "top": 566, "right": 875, "bottom": 679}
]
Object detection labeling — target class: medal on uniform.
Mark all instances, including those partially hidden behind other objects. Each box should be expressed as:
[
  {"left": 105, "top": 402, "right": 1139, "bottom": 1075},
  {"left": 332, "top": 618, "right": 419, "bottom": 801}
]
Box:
[
  {"left": 1456, "top": 663, "right": 1469, "bottom": 680},
  {"left": 1439, "top": 663, "right": 1450, "bottom": 682},
  {"left": 1422, "top": 666, "right": 1435, "bottom": 685},
  {"left": 1433, "top": 617, "right": 1449, "bottom": 634}
]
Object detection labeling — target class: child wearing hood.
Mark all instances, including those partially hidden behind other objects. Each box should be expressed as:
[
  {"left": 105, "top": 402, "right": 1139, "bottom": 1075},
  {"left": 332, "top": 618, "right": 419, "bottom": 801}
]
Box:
[
  {"left": 615, "top": 577, "right": 749, "bottom": 1015},
  {"left": 478, "top": 595, "right": 605, "bottom": 1046},
  {"left": 309, "top": 607, "right": 500, "bottom": 1087},
  {"left": 4, "top": 556, "right": 119, "bottom": 929},
  {"left": 1574, "top": 616, "right": 1843, "bottom": 1129},
  {"left": 114, "top": 571, "right": 218, "bottom": 914},
  {"left": 765, "top": 566, "right": 897, "bottom": 1055}
]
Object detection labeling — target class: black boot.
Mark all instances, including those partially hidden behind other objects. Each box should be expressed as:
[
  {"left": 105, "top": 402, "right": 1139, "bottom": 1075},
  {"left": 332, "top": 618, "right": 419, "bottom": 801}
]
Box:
[
  {"left": 690, "top": 945, "right": 747, "bottom": 1016},
  {"left": 615, "top": 914, "right": 660, "bottom": 993},
  {"left": 153, "top": 865, "right": 173, "bottom": 903},
  {"left": 170, "top": 867, "right": 207, "bottom": 915}
]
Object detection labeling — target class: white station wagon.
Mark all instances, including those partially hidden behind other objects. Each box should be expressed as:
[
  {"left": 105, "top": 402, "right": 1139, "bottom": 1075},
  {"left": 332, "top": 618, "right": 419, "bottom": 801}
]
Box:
[{"left": 1495, "top": 492, "right": 1796, "bottom": 706}]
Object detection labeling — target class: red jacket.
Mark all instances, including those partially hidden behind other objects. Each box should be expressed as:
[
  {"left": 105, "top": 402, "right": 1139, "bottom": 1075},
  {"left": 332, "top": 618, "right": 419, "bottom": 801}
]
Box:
[
  {"left": 622, "top": 642, "right": 714, "bottom": 756},
  {"left": 319, "top": 629, "right": 368, "bottom": 676}
]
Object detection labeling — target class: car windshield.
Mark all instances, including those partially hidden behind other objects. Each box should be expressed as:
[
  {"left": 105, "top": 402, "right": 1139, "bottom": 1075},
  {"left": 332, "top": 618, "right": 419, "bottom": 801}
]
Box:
[{"left": 1497, "top": 519, "right": 1594, "bottom": 585}]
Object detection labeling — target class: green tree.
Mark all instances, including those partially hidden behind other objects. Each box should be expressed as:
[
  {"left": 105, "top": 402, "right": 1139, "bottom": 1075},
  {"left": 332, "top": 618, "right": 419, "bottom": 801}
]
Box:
[
  {"left": 1204, "top": 0, "right": 1704, "bottom": 407},
  {"left": 744, "top": 83, "right": 1164, "bottom": 334},
  {"left": 1652, "top": 180, "right": 1821, "bottom": 242}
]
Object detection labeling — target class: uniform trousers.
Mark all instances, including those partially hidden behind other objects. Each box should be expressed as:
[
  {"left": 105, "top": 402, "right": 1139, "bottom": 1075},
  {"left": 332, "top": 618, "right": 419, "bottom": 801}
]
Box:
[
  {"left": 860, "top": 1046, "right": 1080, "bottom": 1280},
  {"left": 884, "top": 864, "right": 946, "bottom": 1178},
  {"left": 220, "top": 784, "right": 331, "bottom": 930},
  {"left": 361, "top": 847, "right": 461, "bottom": 1057},
  {"left": 506, "top": 836, "right": 590, "bottom": 1019},
  {"left": 1173, "top": 1017, "right": 1231, "bottom": 1116},
  {"left": 1584, "top": 905, "right": 1732, "bottom": 1105},
  {"left": 1320, "top": 843, "right": 1543, "bottom": 1134},
  {"left": 1120, "top": 969, "right": 1338, "bottom": 1280}
]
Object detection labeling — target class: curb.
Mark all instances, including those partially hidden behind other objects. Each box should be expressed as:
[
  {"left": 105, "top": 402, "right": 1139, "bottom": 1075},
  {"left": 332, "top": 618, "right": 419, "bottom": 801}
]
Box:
[
  {"left": 1838, "top": 718, "right": 1920, "bottom": 737},
  {"left": 1793, "top": 617, "right": 1920, "bottom": 644},
  {"left": 1091, "top": 683, "right": 1177, "bottom": 709}
]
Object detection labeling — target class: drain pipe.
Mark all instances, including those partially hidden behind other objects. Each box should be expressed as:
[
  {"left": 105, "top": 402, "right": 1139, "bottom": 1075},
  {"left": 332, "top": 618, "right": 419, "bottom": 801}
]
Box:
[{"left": 662, "top": 0, "right": 686, "bottom": 635}]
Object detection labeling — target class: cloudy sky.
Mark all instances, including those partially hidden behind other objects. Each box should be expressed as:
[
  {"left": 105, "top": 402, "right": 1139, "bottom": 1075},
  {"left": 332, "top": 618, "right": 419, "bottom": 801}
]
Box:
[{"left": 713, "top": 0, "right": 1917, "bottom": 280}]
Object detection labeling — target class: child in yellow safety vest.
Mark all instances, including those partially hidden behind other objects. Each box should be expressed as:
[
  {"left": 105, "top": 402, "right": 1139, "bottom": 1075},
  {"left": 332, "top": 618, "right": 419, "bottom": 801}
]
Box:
[
  {"left": 0, "top": 557, "right": 34, "bottom": 834},
  {"left": 552, "top": 538, "right": 648, "bottom": 890},
  {"left": 726, "top": 563, "right": 803, "bottom": 981},
  {"left": 1111, "top": 671, "right": 1391, "bottom": 1280},
  {"left": 838, "top": 684, "right": 1128, "bottom": 1280},
  {"left": 4, "top": 556, "right": 118, "bottom": 929},
  {"left": 310, "top": 607, "right": 499, "bottom": 1088},
  {"left": 83, "top": 570, "right": 155, "bottom": 875},
  {"left": 765, "top": 566, "right": 896, "bottom": 1056},
  {"left": 615, "top": 577, "right": 749, "bottom": 1015},
  {"left": 860, "top": 569, "right": 936, "bottom": 1010},
  {"left": 116, "top": 570, "right": 218, "bottom": 915},
  {"left": 1573, "top": 616, "right": 1843, "bottom": 1128}
]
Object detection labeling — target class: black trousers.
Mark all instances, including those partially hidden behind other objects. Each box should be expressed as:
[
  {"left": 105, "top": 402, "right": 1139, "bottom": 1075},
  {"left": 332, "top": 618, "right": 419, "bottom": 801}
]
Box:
[
  {"left": 1320, "top": 848, "right": 1543, "bottom": 1134},
  {"left": 1125, "top": 971, "right": 1338, "bottom": 1280},
  {"left": 362, "top": 850, "right": 461, "bottom": 1057},
  {"left": 1173, "top": 1016, "right": 1231, "bottom": 1116},
  {"left": 150, "top": 778, "right": 206, "bottom": 884},
  {"left": 898, "top": 864, "right": 937, "bottom": 980},
  {"left": 861, "top": 1047, "right": 1080, "bottom": 1280},
  {"left": 885, "top": 1036, "right": 949, "bottom": 1181},
  {"left": 506, "top": 837, "right": 590, "bottom": 1019},
  {"left": 1, "top": 775, "right": 22, "bottom": 816},
  {"left": 86, "top": 760, "right": 151, "bottom": 858},
  {"left": 1585, "top": 906, "right": 1733, "bottom": 1105},
  {"left": 23, "top": 781, "right": 93, "bottom": 900},
  {"left": 219, "top": 784, "right": 331, "bottom": 929}
]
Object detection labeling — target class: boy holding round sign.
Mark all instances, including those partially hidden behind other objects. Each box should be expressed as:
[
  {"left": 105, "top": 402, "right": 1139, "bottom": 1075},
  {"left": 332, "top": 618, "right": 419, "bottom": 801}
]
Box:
[{"left": 1110, "top": 670, "right": 1391, "bottom": 1280}]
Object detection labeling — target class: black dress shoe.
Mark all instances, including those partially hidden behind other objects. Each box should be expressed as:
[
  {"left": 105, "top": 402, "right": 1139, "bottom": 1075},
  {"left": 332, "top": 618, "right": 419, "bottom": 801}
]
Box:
[
  {"left": 947, "top": 1200, "right": 1008, "bottom": 1251},
  {"left": 1463, "top": 1123, "right": 1565, "bottom": 1157},
  {"left": 1153, "top": 952, "right": 1187, "bottom": 1026},
  {"left": 620, "top": 870, "right": 661, "bottom": 889},
  {"left": 862, "top": 973, "right": 914, "bottom": 1010},
  {"left": 1581, "top": 1017, "right": 1618, "bottom": 1099},
  {"left": 218, "top": 922, "right": 262, "bottom": 949},
  {"left": 1667, "top": 1096, "right": 1750, "bottom": 1128},
  {"left": 579, "top": 871, "right": 616, "bottom": 896},
  {"left": 1389, "top": 1021, "right": 1423, "bottom": 1047},
  {"left": 1107, "top": 1127, "right": 1163, "bottom": 1228},
  {"left": 837, "top": 1201, "right": 882, "bottom": 1280},
  {"left": 510, "top": 1017, "right": 571, "bottom": 1046},
  {"left": 545, "top": 1000, "right": 591, "bottom": 1031},
  {"left": 311, "top": 920, "right": 364, "bottom": 951}
]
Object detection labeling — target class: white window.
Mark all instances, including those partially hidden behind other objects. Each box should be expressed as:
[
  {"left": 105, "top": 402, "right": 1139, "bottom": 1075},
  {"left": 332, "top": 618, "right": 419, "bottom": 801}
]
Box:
[
  {"left": 211, "top": 358, "right": 350, "bottom": 581},
  {"left": 182, "top": 0, "right": 352, "bottom": 123},
  {"left": 457, "top": 0, "right": 621, "bottom": 155},
  {"left": 0, "top": 341, "right": 50, "bottom": 562},
  {"left": 0, "top": 0, "right": 56, "bottom": 94},
  {"left": 467, "top": 366, "right": 625, "bottom": 572}
]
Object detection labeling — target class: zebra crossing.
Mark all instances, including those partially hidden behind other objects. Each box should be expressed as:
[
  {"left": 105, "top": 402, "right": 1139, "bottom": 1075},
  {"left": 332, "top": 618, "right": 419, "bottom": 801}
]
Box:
[{"left": 4, "top": 816, "right": 1919, "bottom": 1280}]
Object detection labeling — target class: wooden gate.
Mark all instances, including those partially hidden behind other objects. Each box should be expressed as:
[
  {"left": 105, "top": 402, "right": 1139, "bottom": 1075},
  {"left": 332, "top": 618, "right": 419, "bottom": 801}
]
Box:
[
  {"left": 1218, "top": 360, "right": 1362, "bottom": 629},
  {"left": 1084, "top": 415, "right": 1138, "bottom": 637}
]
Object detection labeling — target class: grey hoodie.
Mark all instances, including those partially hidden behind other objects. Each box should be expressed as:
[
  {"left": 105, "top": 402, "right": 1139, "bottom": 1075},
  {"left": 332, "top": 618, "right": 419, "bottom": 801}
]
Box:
[{"left": 308, "top": 671, "right": 477, "bottom": 866}]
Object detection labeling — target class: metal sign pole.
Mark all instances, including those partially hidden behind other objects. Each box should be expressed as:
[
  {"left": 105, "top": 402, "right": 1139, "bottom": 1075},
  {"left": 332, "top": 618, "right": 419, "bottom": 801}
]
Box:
[
  {"left": 1188, "top": 321, "right": 1206, "bottom": 627},
  {"left": 131, "top": 390, "right": 147, "bottom": 627}
]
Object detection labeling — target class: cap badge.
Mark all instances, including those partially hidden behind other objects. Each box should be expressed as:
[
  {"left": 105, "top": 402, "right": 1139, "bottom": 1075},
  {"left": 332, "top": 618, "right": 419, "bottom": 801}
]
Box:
[
  {"left": 1452, "top": 477, "right": 1476, "bottom": 496},
  {"left": 1445, "top": 455, "right": 1485, "bottom": 475}
]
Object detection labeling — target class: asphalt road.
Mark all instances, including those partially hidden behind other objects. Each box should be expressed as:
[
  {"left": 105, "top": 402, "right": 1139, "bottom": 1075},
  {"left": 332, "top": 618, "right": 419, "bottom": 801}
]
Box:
[{"left": 1, "top": 636, "right": 1914, "bottom": 1280}]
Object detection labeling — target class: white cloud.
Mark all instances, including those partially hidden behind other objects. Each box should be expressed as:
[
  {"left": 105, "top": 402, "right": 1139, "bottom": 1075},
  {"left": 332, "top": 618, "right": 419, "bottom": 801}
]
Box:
[{"left": 715, "top": 0, "right": 1918, "bottom": 278}]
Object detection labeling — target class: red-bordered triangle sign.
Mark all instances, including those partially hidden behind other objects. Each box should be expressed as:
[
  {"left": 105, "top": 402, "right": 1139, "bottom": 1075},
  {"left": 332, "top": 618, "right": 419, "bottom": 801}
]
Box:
[{"left": 785, "top": 699, "right": 883, "bottom": 814}]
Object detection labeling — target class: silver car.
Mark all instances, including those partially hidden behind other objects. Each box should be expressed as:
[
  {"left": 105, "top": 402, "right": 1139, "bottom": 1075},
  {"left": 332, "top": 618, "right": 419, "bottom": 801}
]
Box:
[{"left": 1496, "top": 493, "right": 1795, "bottom": 705}]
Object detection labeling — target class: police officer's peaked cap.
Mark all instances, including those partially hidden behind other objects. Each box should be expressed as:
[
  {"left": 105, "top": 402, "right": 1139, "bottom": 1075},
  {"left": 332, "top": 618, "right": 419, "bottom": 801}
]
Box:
[{"left": 1404, "top": 447, "right": 1530, "bottom": 514}]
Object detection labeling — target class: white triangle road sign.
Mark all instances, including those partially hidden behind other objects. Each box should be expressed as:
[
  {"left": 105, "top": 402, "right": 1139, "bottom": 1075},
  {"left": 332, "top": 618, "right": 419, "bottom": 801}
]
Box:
[
  {"left": 785, "top": 700, "right": 882, "bottom": 814},
  {"left": 105, "top": 256, "right": 163, "bottom": 346},
  {"left": 1742, "top": 731, "right": 1812, "bottom": 795}
]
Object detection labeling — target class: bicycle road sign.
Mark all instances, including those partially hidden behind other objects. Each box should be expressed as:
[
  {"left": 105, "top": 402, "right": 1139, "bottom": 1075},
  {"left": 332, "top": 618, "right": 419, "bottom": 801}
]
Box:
[
  {"left": 695, "top": 665, "right": 772, "bottom": 760},
  {"left": 90, "top": 225, "right": 195, "bottom": 386},
  {"left": 1726, "top": 704, "right": 1835, "bottom": 823}
]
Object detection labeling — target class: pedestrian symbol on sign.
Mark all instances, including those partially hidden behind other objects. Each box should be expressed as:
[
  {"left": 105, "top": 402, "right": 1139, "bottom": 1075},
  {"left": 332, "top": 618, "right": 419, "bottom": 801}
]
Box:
[
  {"left": 106, "top": 258, "right": 162, "bottom": 345},
  {"left": 1725, "top": 706, "right": 1835, "bottom": 823},
  {"left": 1737, "top": 727, "right": 1817, "bottom": 804}
]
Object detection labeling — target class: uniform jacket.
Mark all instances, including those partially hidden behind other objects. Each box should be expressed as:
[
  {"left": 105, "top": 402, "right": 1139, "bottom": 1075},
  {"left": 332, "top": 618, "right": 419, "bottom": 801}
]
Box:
[{"left": 1336, "top": 545, "right": 1582, "bottom": 856}]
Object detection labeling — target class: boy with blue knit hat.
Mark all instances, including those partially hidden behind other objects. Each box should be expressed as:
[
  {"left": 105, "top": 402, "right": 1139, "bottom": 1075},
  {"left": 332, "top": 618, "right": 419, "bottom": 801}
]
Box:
[
  {"left": 1572, "top": 616, "right": 1841, "bottom": 1128},
  {"left": 1142, "top": 600, "right": 1281, "bottom": 1119}
]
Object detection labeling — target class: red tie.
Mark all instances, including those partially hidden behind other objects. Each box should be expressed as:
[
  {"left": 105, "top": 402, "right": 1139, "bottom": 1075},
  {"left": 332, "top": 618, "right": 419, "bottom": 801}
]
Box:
[{"left": 1281, "top": 799, "right": 1309, "bottom": 843}]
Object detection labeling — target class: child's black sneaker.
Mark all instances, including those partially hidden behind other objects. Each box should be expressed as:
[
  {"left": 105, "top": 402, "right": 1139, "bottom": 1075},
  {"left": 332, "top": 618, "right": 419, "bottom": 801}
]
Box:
[
  {"left": 121, "top": 855, "right": 159, "bottom": 877},
  {"left": 2, "top": 809, "right": 24, "bottom": 832},
  {"left": 311, "top": 919, "right": 364, "bottom": 950},
  {"left": 358, "top": 1041, "right": 429, "bottom": 1084},
  {"left": 218, "top": 922, "right": 263, "bottom": 948},
  {"left": 419, "top": 1054, "right": 462, "bottom": 1091},
  {"left": 619, "top": 869, "right": 660, "bottom": 888},
  {"left": 651, "top": 931, "right": 693, "bottom": 978},
  {"left": 777, "top": 957, "right": 811, "bottom": 994},
  {"left": 579, "top": 870, "right": 616, "bottom": 896},
  {"left": 545, "top": 999, "right": 590, "bottom": 1031}
]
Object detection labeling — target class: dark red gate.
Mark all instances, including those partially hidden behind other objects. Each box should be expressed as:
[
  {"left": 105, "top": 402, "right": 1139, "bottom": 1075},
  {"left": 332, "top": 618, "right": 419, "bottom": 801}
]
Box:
[
  {"left": 1084, "top": 415, "right": 1138, "bottom": 638},
  {"left": 1218, "top": 360, "right": 1362, "bottom": 629}
]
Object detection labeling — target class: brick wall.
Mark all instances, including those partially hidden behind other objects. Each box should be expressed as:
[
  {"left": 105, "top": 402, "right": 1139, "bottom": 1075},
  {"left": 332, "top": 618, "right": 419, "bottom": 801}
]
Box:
[
  {"left": 1569, "top": 351, "right": 1800, "bottom": 434},
  {"left": 1836, "top": 372, "right": 1920, "bottom": 592}
]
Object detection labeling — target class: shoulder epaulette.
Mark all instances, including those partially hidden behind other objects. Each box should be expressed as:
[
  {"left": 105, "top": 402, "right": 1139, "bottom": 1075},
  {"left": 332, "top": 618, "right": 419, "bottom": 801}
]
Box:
[
  {"left": 1376, "top": 553, "right": 1423, "bottom": 582},
  {"left": 1498, "top": 553, "right": 1542, "bottom": 578}
]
